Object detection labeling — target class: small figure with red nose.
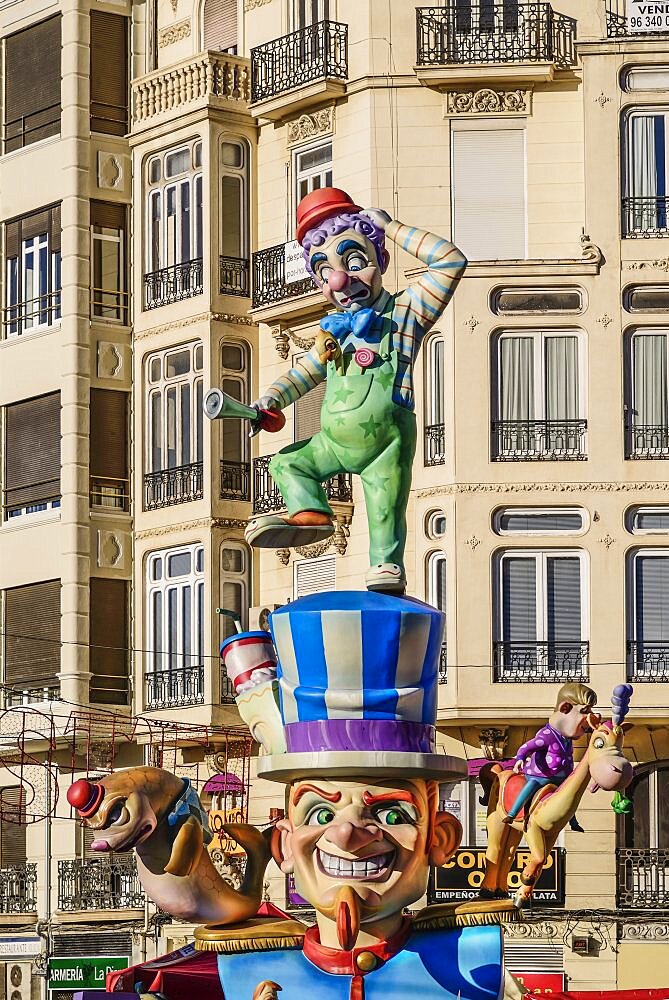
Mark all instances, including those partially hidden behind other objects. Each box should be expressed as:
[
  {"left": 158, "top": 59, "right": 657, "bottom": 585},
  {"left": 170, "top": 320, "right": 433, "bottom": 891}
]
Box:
[{"left": 244, "top": 189, "right": 467, "bottom": 594}]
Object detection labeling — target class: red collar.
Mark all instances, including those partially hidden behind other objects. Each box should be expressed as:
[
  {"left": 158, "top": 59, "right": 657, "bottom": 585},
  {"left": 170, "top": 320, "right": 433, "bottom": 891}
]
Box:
[{"left": 303, "top": 917, "right": 413, "bottom": 976}]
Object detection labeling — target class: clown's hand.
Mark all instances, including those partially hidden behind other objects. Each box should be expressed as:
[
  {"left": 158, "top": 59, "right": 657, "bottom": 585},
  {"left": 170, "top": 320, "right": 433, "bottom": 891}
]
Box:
[
  {"left": 249, "top": 396, "right": 280, "bottom": 437},
  {"left": 513, "top": 759, "right": 524, "bottom": 774},
  {"left": 361, "top": 207, "right": 392, "bottom": 231}
]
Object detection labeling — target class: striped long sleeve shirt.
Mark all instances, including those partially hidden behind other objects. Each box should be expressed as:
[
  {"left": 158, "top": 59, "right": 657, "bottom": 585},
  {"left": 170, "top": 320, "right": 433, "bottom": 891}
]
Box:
[{"left": 262, "top": 221, "right": 467, "bottom": 412}]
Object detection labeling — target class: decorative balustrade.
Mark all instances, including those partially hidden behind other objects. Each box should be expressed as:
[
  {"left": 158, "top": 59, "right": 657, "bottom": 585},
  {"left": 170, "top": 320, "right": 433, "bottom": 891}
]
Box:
[
  {"left": 626, "top": 424, "right": 669, "bottom": 460},
  {"left": 623, "top": 197, "right": 669, "bottom": 238},
  {"left": 494, "top": 641, "right": 589, "bottom": 683},
  {"left": 425, "top": 423, "right": 446, "bottom": 467},
  {"left": 220, "top": 460, "right": 251, "bottom": 501},
  {"left": 617, "top": 849, "right": 669, "bottom": 909},
  {"left": 0, "top": 865, "right": 37, "bottom": 913},
  {"left": 132, "top": 51, "right": 251, "bottom": 126},
  {"left": 145, "top": 665, "right": 205, "bottom": 709},
  {"left": 252, "top": 243, "right": 317, "bottom": 308},
  {"left": 416, "top": 3, "right": 576, "bottom": 69},
  {"left": 251, "top": 21, "right": 348, "bottom": 104},
  {"left": 144, "top": 462, "right": 203, "bottom": 510},
  {"left": 58, "top": 858, "right": 144, "bottom": 911},
  {"left": 252, "top": 455, "right": 353, "bottom": 514},
  {"left": 220, "top": 256, "right": 250, "bottom": 297},
  {"left": 144, "top": 259, "right": 203, "bottom": 310},
  {"left": 493, "top": 419, "right": 587, "bottom": 460},
  {"left": 627, "top": 641, "right": 669, "bottom": 682}
]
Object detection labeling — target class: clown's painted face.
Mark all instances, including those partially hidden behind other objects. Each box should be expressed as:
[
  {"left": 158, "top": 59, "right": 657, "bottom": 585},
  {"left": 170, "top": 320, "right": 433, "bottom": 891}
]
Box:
[
  {"left": 308, "top": 228, "right": 388, "bottom": 312},
  {"left": 277, "top": 777, "right": 460, "bottom": 925}
]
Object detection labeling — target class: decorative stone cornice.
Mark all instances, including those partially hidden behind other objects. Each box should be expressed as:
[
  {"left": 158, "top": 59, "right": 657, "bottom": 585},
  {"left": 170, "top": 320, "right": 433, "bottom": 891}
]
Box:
[
  {"left": 620, "top": 922, "right": 669, "bottom": 940},
  {"left": 274, "top": 516, "right": 351, "bottom": 563},
  {"left": 245, "top": 0, "right": 272, "bottom": 8},
  {"left": 270, "top": 324, "right": 316, "bottom": 358},
  {"left": 580, "top": 232, "right": 604, "bottom": 265},
  {"left": 135, "top": 517, "right": 246, "bottom": 541},
  {"left": 627, "top": 257, "right": 669, "bottom": 271},
  {"left": 134, "top": 311, "right": 256, "bottom": 342},
  {"left": 158, "top": 18, "right": 191, "bottom": 48},
  {"left": 504, "top": 919, "right": 560, "bottom": 940},
  {"left": 445, "top": 88, "right": 529, "bottom": 117},
  {"left": 287, "top": 107, "right": 335, "bottom": 145},
  {"left": 417, "top": 482, "right": 669, "bottom": 499}
]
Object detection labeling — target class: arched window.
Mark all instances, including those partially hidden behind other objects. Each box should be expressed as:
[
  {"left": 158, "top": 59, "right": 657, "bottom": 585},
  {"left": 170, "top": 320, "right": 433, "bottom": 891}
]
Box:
[
  {"left": 426, "top": 551, "right": 447, "bottom": 683},
  {"left": 424, "top": 334, "right": 445, "bottom": 466},
  {"left": 203, "top": 0, "right": 237, "bottom": 53},
  {"left": 220, "top": 138, "right": 250, "bottom": 295},
  {"left": 220, "top": 543, "right": 249, "bottom": 642},
  {"left": 618, "top": 762, "right": 669, "bottom": 909}
]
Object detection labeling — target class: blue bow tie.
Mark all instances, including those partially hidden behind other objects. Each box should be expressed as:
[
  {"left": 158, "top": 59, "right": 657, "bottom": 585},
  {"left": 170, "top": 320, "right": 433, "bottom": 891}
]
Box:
[{"left": 320, "top": 307, "right": 378, "bottom": 343}]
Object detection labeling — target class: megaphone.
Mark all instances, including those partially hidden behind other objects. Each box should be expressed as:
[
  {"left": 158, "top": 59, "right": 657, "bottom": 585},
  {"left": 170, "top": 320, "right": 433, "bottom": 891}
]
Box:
[{"left": 203, "top": 388, "right": 285, "bottom": 433}]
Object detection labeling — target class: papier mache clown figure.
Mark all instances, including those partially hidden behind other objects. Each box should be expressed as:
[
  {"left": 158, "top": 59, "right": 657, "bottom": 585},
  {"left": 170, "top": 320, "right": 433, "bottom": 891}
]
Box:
[
  {"left": 244, "top": 189, "right": 467, "bottom": 593},
  {"left": 68, "top": 592, "right": 523, "bottom": 1000}
]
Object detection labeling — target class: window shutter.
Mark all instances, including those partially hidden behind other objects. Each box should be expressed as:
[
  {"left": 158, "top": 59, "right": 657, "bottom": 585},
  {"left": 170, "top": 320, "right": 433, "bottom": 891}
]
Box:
[
  {"left": 90, "top": 12, "right": 128, "bottom": 136},
  {"left": 4, "top": 205, "right": 61, "bottom": 258},
  {"left": 4, "top": 393, "right": 60, "bottom": 510},
  {"left": 501, "top": 557, "right": 536, "bottom": 644},
  {"left": 203, "top": 0, "right": 238, "bottom": 52},
  {"left": 50, "top": 203, "right": 62, "bottom": 254},
  {"left": 4, "top": 580, "right": 60, "bottom": 688},
  {"left": 90, "top": 389, "right": 128, "bottom": 479},
  {"left": 21, "top": 209, "right": 50, "bottom": 243},
  {"left": 452, "top": 128, "right": 526, "bottom": 260},
  {"left": 294, "top": 378, "right": 326, "bottom": 441},
  {"left": 295, "top": 556, "right": 336, "bottom": 598},
  {"left": 500, "top": 511, "right": 583, "bottom": 533},
  {"left": 5, "top": 220, "right": 20, "bottom": 260},
  {"left": 636, "top": 556, "right": 669, "bottom": 643},
  {"left": 4, "top": 15, "right": 61, "bottom": 153},
  {"left": 504, "top": 942, "right": 564, "bottom": 972},
  {"left": 0, "top": 788, "right": 27, "bottom": 866},
  {"left": 91, "top": 201, "right": 126, "bottom": 231},
  {"left": 90, "top": 579, "right": 129, "bottom": 705},
  {"left": 546, "top": 556, "right": 581, "bottom": 644}
]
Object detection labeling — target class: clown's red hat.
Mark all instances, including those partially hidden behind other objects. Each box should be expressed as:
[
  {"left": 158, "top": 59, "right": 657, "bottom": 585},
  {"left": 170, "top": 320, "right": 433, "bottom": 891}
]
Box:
[{"left": 296, "top": 187, "right": 362, "bottom": 244}]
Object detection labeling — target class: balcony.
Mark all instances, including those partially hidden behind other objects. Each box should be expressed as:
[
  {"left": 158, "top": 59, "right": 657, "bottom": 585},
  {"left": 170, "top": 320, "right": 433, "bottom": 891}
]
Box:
[
  {"left": 0, "top": 864, "right": 37, "bottom": 913},
  {"left": 221, "top": 669, "right": 236, "bottom": 704},
  {"left": 253, "top": 243, "right": 317, "bottom": 310},
  {"left": 494, "top": 641, "right": 589, "bottom": 683},
  {"left": 144, "top": 259, "right": 203, "bottom": 310},
  {"left": 3, "top": 103, "right": 60, "bottom": 155},
  {"left": 623, "top": 197, "right": 669, "bottom": 239},
  {"left": 425, "top": 423, "right": 446, "bottom": 467},
  {"left": 627, "top": 641, "right": 669, "bottom": 682},
  {"left": 220, "top": 460, "right": 251, "bottom": 502},
  {"left": 220, "top": 255, "right": 250, "bottom": 297},
  {"left": 252, "top": 454, "right": 353, "bottom": 515},
  {"left": 617, "top": 849, "right": 669, "bottom": 909},
  {"left": 250, "top": 21, "right": 348, "bottom": 120},
  {"left": 627, "top": 424, "right": 669, "bottom": 460},
  {"left": 57, "top": 858, "right": 144, "bottom": 911},
  {"left": 2, "top": 289, "right": 61, "bottom": 338},
  {"left": 145, "top": 665, "right": 205, "bottom": 709},
  {"left": 90, "top": 476, "right": 129, "bottom": 513},
  {"left": 415, "top": 3, "right": 576, "bottom": 88},
  {"left": 144, "top": 462, "right": 203, "bottom": 510},
  {"left": 493, "top": 419, "right": 587, "bottom": 461},
  {"left": 607, "top": 1, "right": 669, "bottom": 37}
]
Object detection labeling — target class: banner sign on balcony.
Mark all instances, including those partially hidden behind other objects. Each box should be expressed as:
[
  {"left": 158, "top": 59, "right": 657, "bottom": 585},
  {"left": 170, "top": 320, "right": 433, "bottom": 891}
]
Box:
[
  {"left": 284, "top": 240, "right": 310, "bottom": 284},
  {"left": 428, "top": 847, "right": 565, "bottom": 905},
  {"left": 627, "top": 1, "right": 669, "bottom": 32},
  {"left": 48, "top": 957, "right": 130, "bottom": 991},
  {"left": 510, "top": 972, "right": 566, "bottom": 994}
]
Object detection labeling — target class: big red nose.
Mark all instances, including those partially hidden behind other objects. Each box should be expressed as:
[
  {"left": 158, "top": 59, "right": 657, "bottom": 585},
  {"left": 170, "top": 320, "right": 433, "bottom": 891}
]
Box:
[
  {"left": 67, "top": 779, "right": 104, "bottom": 818},
  {"left": 327, "top": 270, "right": 349, "bottom": 292}
]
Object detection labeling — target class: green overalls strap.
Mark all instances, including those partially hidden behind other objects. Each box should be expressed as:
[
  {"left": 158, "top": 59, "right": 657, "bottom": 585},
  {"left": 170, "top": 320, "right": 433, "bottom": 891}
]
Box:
[{"left": 269, "top": 332, "right": 417, "bottom": 569}]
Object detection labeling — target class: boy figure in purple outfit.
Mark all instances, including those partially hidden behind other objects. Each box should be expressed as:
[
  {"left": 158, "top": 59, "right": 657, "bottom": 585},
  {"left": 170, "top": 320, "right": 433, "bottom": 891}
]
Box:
[{"left": 503, "top": 682, "right": 599, "bottom": 830}]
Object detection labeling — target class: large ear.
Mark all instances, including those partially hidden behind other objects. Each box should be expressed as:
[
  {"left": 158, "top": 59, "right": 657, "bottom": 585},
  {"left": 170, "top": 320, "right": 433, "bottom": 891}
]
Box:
[
  {"left": 558, "top": 700, "right": 574, "bottom": 715},
  {"left": 429, "top": 813, "right": 462, "bottom": 867},
  {"left": 380, "top": 248, "right": 390, "bottom": 274},
  {"left": 271, "top": 818, "right": 295, "bottom": 874}
]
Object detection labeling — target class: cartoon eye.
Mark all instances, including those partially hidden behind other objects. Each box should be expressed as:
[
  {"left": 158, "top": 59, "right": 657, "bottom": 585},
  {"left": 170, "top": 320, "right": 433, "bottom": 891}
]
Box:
[
  {"left": 345, "top": 252, "right": 368, "bottom": 272},
  {"left": 106, "top": 800, "right": 128, "bottom": 826},
  {"left": 316, "top": 264, "right": 333, "bottom": 283},
  {"left": 306, "top": 805, "right": 336, "bottom": 826},
  {"left": 592, "top": 737, "right": 606, "bottom": 749},
  {"left": 374, "top": 804, "right": 418, "bottom": 826}
]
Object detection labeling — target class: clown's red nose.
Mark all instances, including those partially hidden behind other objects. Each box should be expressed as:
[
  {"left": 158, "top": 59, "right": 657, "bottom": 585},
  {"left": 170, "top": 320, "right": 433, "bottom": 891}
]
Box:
[{"left": 67, "top": 779, "right": 104, "bottom": 817}]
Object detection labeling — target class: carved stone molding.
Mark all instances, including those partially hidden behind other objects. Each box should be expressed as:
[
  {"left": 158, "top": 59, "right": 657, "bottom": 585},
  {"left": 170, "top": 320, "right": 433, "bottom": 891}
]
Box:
[
  {"left": 620, "top": 922, "right": 669, "bottom": 940},
  {"left": 594, "top": 91, "right": 611, "bottom": 109},
  {"left": 505, "top": 920, "right": 560, "bottom": 940},
  {"left": 212, "top": 312, "right": 256, "bottom": 327},
  {"left": 464, "top": 315, "right": 480, "bottom": 334},
  {"left": 598, "top": 533, "right": 615, "bottom": 550},
  {"left": 465, "top": 535, "right": 481, "bottom": 551},
  {"left": 580, "top": 233, "right": 604, "bottom": 265},
  {"left": 273, "top": 517, "right": 351, "bottom": 562},
  {"left": 169, "top": 0, "right": 178, "bottom": 11},
  {"left": 135, "top": 310, "right": 256, "bottom": 342},
  {"left": 97, "top": 151, "right": 127, "bottom": 191},
  {"left": 627, "top": 258, "right": 669, "bottom": 271},
  {"left": 97, "top": 530, "right": 128, "bottom": 569},
  {"left": 271, "top": 327, "right": 290, "bottom": 360},
  {"left": 417, "top": 481, "right": 669, "bottom": 499},
  {"left": 275, "top": 548, "right": 290, "bottom": 566},
  {"left": 135, "top": 517, "right": 246, "bottom": 541},
  {"left": 158, "top": 18, "right": 190, "bottom": 48},
  {"left": 245, "top": 0, "right": 272, "bottom": 8},
  {"left": 445, "top": 88, "right": 529, "bottom": 117},
  {"left": 597, "top": 313, "right": 613, "bottom": 329},
  {"left": 97, "top": 341, "right": 127, "bottom": 380},
  {"left": 287, "top": 107, "right": 335, "bottom": 145}
]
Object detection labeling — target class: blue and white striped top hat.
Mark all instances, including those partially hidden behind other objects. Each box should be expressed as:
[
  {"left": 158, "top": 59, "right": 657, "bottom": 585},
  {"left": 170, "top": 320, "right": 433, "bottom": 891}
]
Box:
[{"left": 257, "top": 591, "right": 466, "bottom": 783}]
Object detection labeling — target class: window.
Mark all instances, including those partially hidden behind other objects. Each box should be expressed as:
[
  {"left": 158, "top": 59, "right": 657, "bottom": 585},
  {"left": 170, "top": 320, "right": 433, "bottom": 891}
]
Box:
[
  {"left": 628, "top": 506, "right": 669, "bottom": 533},
  {"left": 493, "top": 508, "right": 586, "bottom": 535},
  {"left": 624, "top": 66, "right": 669, "bottom": 92},
  {"left": 452, "top": 127, "right": 526, "bottom": 260},
  {"left": 292, "top": 0, "right": 330, "bottom": 30},
  {"left": 628, "top": 550, "right": 669, "bottom": 681},
  {"left": 625, "top": 285, "right": 669, "bottom": 312},
  {"left": 424, "top": 335, "right": 445, "bottom": 466},
  {"left": 145, "top": 343, "right": 204, "bottom": 509},
  {"left": 618, "top": 763, "right": 669, "bottom": 909},
  {"left": 90, "top": 389, "right": 129, "bottom": 511},
  {"left": 3, "top": 580, "right": 60, "bottom": 703},
  {"left": 295, "top": 141, "right": 333, "bottom": 206},
  {"left": 0, "top": 788, "right": 27, "bottom": 867},
  {"left": 3, "top": 16, "right": 61, "bottom": 153},
  {"left": 494, "top": 330, "right": 586, "bottom": 460},
  {"left": 439, "top": 777, "right": 488, "bottom": 848},
  {"left": 90, "top": 579, "right": 129, "bottom": 705},
  {"left": 626, "top": 329, "right": 669, "bottom": 458},
  {"left": 427, "top": 551, "right": 447, "bottom": 682},
  {"left": 220, "top": 544, "right": 249, "bottom": 643},
  {"left": 90, "top": 12, "right": 128, "bottom": 136},
  {"left": 220, "top": 140, "right": 250, "bottom": 296},
  {"left": 294, "top": 351, "right": 326, "bottom": 442},
  {"left": 220, "top": 342, "right": 251, "bottom": 500},
  {"left": 425, "top": 509, "right": 447, "bottom": 540},
  {"left": 146, "top": 544, "right": 205, "bottom": 708},
  {"left": 495, "top": 550, "right": 588, "bottom": 682},
  {"left": 452, "top": 0, "right": 520, "bottom": 32},
  {"left": 91, "top": 201, "right": 127, "bottom": 323},
  {"left": 203, "top": 0, "right": 237, "bottom": 53},
  {"left": 624, "top": 111, "right": 669, "bottom": 237},
  {"left": 492, "top": 287, "right": 584, "bottom": 315},
  {"left": 294, "top": 555, "right": 336, "bottom": 597},
  {"left": 145, "top": 139, "right": 203, "bottom": 308},
  {"left": 3, "top": 393, "right": 60, "bottom": 521},
  {"left": 4, "top": 204, "right": 61, "bottom": 337}
]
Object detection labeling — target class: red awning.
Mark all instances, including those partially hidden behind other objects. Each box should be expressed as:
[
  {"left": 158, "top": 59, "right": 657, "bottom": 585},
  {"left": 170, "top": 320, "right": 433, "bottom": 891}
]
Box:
[
  {"left": 107, "top": 945, "right": 222, "bottom": 1000},
  {"left": 540, "top": 993, "right": 669, "bottom": 1000}
]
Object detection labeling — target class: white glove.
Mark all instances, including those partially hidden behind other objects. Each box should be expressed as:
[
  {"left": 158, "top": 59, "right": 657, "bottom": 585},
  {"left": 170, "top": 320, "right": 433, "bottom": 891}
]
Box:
[
  {"left": 361, "top": 208, "right": 392, "bottom": 231},
  {"left": 249, "top": 396, "right": 280, "bottom": 437}
]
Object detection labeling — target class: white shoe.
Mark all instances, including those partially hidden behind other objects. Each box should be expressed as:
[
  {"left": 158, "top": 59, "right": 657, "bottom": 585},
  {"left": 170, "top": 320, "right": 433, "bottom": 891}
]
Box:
[
  {"left": 245, "top": 514, "right": 334, "bottom": 549},
  {"left": 365, "top": 563, "right": 406, "bottom": 593}
]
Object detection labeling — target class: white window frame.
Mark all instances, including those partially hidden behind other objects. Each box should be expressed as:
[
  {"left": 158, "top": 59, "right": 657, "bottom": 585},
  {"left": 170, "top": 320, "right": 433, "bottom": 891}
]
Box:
[
  {"left": 627, "top": 505, "right": 669, "bottom": 534},
  {"left": 146, "top": 342, "right": 204, "bottom": 474},
  {"left": 290, "top": 0, "right": 331, "bottom": 31},
  {"left": 627, "top": 328, "right": 669, "bottom": 451},
  {"left": 493, "top": 507, "right": 588, "bottom": 536},
  {"left": 146, "top": 139, "right": 203, "bottom": 273},
  {"left": 425, "top": 509, "right": 447, "bottom": 540},
  {"left": 220, "top": 340, "right": 250, "bottom": 466},
  {"left": 426, "top": 550, "right": 446, "bottom": 612},
  {"left": 628, "top": 547, "right": 669, "bottom": 645},
  {"left": 91, "top": 225, "right": 125, "bottom": 324},
  {"left": 624, "top": 109, "right": 669, "bottom": 237},
  {"left": 146, "top": 543, "right": 205, "bottom": 676},
  {"left": 293, "top": 139, "right": 333, "bottom": 218},
  {"left": 220, "top": 137, "right": 249, "bottom": 262},
  {"left": 495, "top": 549, "right": 589, "bottom": 645},
  {"left": 424, "top": 334, "right": 445, "bottom": 466},
  {"left": 6, "top": 229, "right": 61, "bottom": 338}
]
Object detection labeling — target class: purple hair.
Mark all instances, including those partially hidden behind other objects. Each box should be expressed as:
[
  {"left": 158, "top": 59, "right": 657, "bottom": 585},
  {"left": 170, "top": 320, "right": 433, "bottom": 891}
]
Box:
[{"left": 300, "top": 211, "right": 386, "bottom": 276}]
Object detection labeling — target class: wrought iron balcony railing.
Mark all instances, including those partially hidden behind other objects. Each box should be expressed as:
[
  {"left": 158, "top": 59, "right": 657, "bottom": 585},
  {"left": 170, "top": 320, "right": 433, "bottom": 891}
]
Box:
[
  {"left": 439, "top": 643, "right": 447, "bottom": 684},
  {"left": 144, "top": 462, "right": 203, "bottom": 510},
  {"left": 3, "top": 288, "right": 61, "bottom": 337},
  {"left": 5, "top": 686, "right": 59, "bottom": 707},
  {"left": 251, "top": 20, "right": 348, "bottom": 104},
  {"left": 252, "top": 243, "right": 317, "bottom": 308},
  {"left": 627, "top": 641, "right": 669, "bottom": 682},
  {"left": 145, "top": 665, "right": 205, "bottom": 709},
  {"left": 416, "top": 3, "right": 576, "bottom": 69},
  {"left": 58, "top": 858, "right": 144, "bottom": 911},
  {"left": 144, "top": 258, "right": 203, "bottom": 310},
  {"left": 220, "top": 255, "right": 250, "bottom": 297},
  {"left": 493, "top": 419, "right": 587, "bottom": 460},
  {"left": 617, "top": 848, "right": 669, "bottom": 909},
  {"left": 626, "top": 424, "right": 669, "bottom": 460},
  {"left": 623, "top": 197, "right": 669, "bottom": 238},
  {"left": 252, "top": 455, "right": 353, "bottom": 514},
  {"left": 220, "top": 460, "right": 251, "bottom": 501},
  {"left": 0, "top": 864, "right": 37, "bottom": 913},
  {"left": 425, "top": 423, "right": 446, "bottom": 467},
  {"left": 221, "top": 669, "right": 236, "bottom": 704},
  {"left": 494, "top": 641, "right": 589, "bottom": 683}
]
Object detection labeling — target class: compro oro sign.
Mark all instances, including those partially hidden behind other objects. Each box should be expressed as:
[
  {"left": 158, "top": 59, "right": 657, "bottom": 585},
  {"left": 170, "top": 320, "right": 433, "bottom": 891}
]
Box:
[
  {"left": 48, "top": 957, "right": 130, "bottom": 991},
  {"left": 627, "top": 1, "right": 669, "bottom": 31},
  {"left": 429, "top": 847, "right": 565, "bottom": 905}
]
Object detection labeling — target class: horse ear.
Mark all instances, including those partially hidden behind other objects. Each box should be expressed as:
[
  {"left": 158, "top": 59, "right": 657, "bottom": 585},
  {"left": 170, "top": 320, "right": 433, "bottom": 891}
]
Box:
[{"left": 621, "top": 722, "right": 633, "bottom": 733}]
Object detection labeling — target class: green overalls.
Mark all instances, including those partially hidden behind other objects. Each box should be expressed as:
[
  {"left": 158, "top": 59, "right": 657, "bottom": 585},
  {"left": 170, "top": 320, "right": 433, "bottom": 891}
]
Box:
[{"left": 269, "top": 332, "right": 416, "bottom": 570}]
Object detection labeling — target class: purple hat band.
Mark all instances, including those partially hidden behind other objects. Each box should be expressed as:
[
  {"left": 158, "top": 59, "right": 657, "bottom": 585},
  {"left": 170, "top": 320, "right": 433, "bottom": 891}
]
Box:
[{"left": 284, "top": 719, "right": 436, "bottom": 755}]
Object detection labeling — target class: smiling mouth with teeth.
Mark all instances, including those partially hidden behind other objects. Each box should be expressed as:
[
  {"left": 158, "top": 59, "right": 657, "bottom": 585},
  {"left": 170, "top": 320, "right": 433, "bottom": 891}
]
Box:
[{"left": 317, "top": 848, "right": 395, "bottom": 882}]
